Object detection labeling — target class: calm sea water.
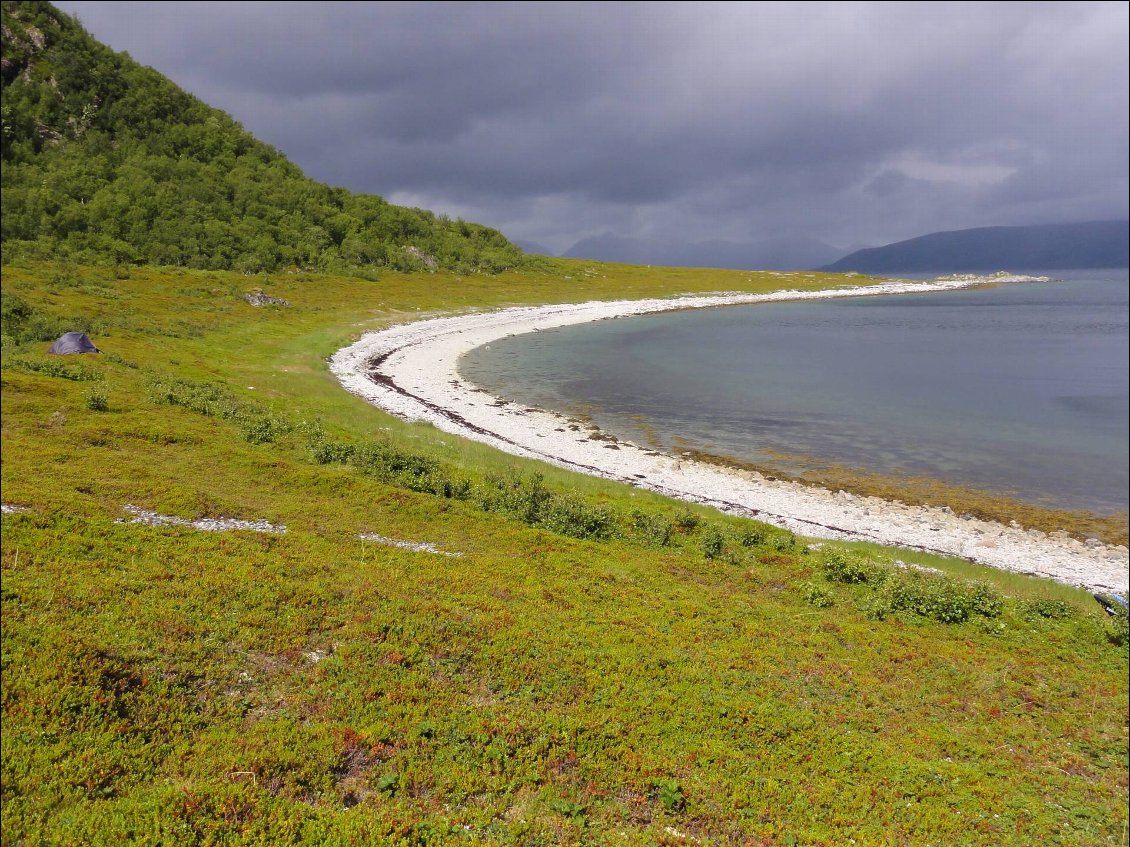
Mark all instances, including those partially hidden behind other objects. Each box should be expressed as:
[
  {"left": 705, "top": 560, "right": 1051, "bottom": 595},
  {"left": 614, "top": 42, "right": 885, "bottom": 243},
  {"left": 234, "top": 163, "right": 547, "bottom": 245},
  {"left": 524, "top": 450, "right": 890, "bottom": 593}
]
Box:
[{"left": 460, "top": 270, "right": 1129, "bottom": 515}]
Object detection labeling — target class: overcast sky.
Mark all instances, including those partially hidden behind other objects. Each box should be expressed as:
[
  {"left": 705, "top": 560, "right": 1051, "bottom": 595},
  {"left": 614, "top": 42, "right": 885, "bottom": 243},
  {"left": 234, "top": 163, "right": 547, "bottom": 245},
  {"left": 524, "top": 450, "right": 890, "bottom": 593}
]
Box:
[{"left": 58, "top": 1, "right": 1129, "bottom": 252}]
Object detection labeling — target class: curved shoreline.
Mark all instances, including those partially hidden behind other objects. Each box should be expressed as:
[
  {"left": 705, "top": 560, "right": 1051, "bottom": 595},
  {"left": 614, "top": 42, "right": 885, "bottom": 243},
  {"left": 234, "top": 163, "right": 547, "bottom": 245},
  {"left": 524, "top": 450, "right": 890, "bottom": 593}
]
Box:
[{"left": 330, "top": 277, "right": 1129, "bottom": 593}]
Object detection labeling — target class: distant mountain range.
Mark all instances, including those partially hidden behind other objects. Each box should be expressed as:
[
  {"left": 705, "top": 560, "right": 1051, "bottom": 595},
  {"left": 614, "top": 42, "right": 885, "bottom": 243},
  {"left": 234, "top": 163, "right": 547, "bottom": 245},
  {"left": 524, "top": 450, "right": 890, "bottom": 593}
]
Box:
[
  {"left": 559, "top": 234, "right": 845, "bottom": 271},
  {"left": 545, "top": 222, "right": 1128, "bottom": 273},
  {"left": 821, "top": 221, "right": 1129, "bottom": 273}
]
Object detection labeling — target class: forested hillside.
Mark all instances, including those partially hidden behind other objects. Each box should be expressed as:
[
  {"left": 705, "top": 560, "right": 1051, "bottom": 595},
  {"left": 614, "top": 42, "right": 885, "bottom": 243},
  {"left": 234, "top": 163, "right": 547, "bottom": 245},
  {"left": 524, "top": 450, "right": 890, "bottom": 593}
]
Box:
[{"left": 0, "top": 0, "right": 526, "bottom": 274}]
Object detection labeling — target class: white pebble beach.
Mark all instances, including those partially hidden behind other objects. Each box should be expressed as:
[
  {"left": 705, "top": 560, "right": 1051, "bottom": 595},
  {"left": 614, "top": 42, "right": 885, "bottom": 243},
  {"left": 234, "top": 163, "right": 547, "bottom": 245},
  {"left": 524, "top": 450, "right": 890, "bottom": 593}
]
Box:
[{"left": 330, "top": 276, "right": 1129, "bottom": 594}]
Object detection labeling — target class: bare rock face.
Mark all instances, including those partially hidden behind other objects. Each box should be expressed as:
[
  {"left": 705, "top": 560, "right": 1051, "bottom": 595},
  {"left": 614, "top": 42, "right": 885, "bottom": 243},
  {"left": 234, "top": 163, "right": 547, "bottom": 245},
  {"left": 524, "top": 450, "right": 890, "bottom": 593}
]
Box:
[
  {"left": 25, "top": 24, "right": 46, "bottom": 51},
  {"left": 243, "top": 289, "right": 290, "bottom": 307},
  {"left": 403, "top": 245, "right": 439, "bottom": 271},
  {"left": 35, "top": 121, "right": 62, "bottom": 144}
]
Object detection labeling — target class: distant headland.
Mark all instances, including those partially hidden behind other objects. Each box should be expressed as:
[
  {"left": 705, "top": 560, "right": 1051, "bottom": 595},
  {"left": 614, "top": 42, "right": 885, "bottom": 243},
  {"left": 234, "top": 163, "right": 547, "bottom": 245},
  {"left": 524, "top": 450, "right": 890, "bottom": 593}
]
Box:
[{"left": 821, "top": 220, "right": 1129, "bottom": 273}]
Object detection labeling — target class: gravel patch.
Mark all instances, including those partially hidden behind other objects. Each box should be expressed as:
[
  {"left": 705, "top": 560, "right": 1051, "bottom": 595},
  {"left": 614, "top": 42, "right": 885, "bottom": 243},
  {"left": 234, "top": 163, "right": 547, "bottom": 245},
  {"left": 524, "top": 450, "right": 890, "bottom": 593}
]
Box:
[
  {"left": 118, "top": 504, "right": 287, "bottom": 534},
  {"left": 358, "top": 532, "right": 462, "bottom": 557}
]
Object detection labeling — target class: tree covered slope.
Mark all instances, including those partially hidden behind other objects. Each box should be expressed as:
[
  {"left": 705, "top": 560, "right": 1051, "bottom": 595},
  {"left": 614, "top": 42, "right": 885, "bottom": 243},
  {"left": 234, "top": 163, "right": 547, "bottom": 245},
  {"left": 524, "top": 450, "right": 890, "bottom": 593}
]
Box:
[{"left": 0, "top": 0, "right": 526, "bottom": 274}]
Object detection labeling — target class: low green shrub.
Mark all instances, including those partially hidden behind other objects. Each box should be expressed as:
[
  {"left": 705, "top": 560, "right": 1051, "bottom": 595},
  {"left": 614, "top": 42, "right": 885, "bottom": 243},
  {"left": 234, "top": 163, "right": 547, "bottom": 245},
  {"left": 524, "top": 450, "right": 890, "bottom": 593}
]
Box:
[
  {"left": 802, "top": 581, "right": 835, "bottom": 608},
  {"left": 701, "top": 525, "right": 725, "bottom": 559},
  {"left": 310, "top": 440, "right": 356, "bottom": 464},
  {"left": 351, "top": 441, "right": 444, "bottom": 492},
  {"left": 548, "top": 798, "right": 586, "bottom": 823},
  {"left": 239, "top": 413, "right": 291, "bottom": 445},
  {"left": 147, "top": 376, "right": 239, "bottom": 417},
  {"left": 968, "top": 581, "right": 1003, "bottom": 618},
  {"left": 102, "top": 352, "right": 139, "bottom": 369},
  {"left": 303, "top": 422, "right": 357, "bottom": 464},
  {"left": 765, "top": 528, "right": 797, "bottom": 552},
  {"left": 375, "top": 772, "right": 399, "bottom": 795},
  {"left": 542, "top": 493, "right": 614, "bottom": 540},
  {"left": 147, "top": 376, "right": 291, "bottom": 443},
  {"left": 630, "top": 510, "right": 674, "bottom": 547},
  {"left": 1020, "top": 599, "right": 1077, "bottom": 621},
  {"left": 674, "top": 509, "right": 701, "bottom": 534},
  {"left": 477, "top": 472, "right": 612, "bottom": 540},
  {"left": 737, "top": 525, "right": 767, "bottom": 547},
  {"left": 866, "top": 573, "right": 1002, "bottom": 624},
  {"left": 478, "top": 471, "right": 552, "bottom": 523},
  {"left": 5, "top": 357, "right": 103, "bottom": 381},
  {"left": 434, "top": 475, "right": 472, "bottom": 500},
  {"left": 822, "top": 550, "right": 881, "bottom": 584},
  {"left": 84, "top": 386, "right": 109, "bottom": 412},
  {"left": 656, "top": 778, "right": 685, "bottom": 813},
  {"left": 816, "top": 551, "right": 1006, "bottom": 625},
  {"left": 0, "top": 291, "right": 102, "bottom": 346}
]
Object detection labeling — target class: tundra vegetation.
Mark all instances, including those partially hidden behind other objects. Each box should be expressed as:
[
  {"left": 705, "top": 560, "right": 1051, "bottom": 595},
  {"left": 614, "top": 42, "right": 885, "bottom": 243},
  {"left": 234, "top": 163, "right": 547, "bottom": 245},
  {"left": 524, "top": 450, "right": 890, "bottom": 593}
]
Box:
[
  {"left": 2, "top": 260, "right": 1127, "bottom": 846},
  {"left": 1, "top": 2, "right": 1127, "bottom": 844}
]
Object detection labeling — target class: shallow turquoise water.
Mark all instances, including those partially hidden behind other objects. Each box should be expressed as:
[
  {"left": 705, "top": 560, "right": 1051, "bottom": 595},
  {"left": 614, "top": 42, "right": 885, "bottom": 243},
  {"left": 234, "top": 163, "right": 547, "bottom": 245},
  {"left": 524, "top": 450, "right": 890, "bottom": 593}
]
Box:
[{"left": 460, "top": 270, "right": 1129, "bottom": 515}]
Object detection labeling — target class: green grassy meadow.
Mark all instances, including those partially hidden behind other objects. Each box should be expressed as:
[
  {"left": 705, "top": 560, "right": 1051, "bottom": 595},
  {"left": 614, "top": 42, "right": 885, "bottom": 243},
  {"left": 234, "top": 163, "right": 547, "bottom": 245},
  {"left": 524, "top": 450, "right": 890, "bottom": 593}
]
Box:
[{"left": 2, "top": 259, "right": 1127, "bottom": 846}]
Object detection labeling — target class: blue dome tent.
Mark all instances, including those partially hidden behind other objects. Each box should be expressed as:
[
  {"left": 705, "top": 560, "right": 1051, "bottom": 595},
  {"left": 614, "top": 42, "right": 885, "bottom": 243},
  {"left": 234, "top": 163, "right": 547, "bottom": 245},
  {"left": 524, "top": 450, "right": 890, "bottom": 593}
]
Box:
[{"left": 47, "top": 332, "right": 99, "bottom": 355}]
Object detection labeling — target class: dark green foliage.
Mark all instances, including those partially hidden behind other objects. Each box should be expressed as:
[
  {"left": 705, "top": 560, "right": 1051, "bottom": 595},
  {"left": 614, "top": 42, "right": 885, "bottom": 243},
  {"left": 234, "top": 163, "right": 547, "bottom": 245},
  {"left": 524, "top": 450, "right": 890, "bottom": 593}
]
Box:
[
  {"left": 802, "top": 581, "right": 835, "bottom": 608},
  {"left": 548, "top": 798, "right": 586, "bottom": 823},
  {"left": 822, "top": 550, "right": 879, "bottom": 584},
  {"left": 479, "top": 470, "right": 552, "bottom": 523},
  {"left": 865, "top": 574, "right": 1003, "bottom": 624},
  {"left": 146, "top": 375, "right": 290, "bottom": 443},
  {"left": 238, "top": 413, "right": 290, "bottom": 445},
  {"left": 818, "top": 551, "right": 1006, "bottom": 624},
  {"left": 309, "top": 439, "right": 357, "bottom": 466},
  {"left": 350, "top": 440, "right": 450, "bottom": 494},
  {"left": 736, "top": 524, "right": 767, "bottom": 547},
  {"left": 83, "top": 385, "right": 108, "bottom": 411},
  {"left": 4, "top": 355, "right": 102, "bottom": 380},
  {"left": 700, "top": 524, "right": 725, "bottom": 559},
  {"left": 656, "top": 779, "right": 685, "bottom": 813},
  {"left": 968, "top": 581, "right": 1004, "bottom": 618},
  {"left": 374, "top": 772, "right": 399, "bottom": 796},
  {"left": 765, "top": 528, "right": 797, "bottom": 552},
  {"left": 477, "top": 472, "right": 614, "bottom": 540},
  {"left": 0, "top": 289, "right": 96, "bottom": 345},
  {"left": 102, "top": 351, "right": 138, "bottom": 369},
  {"left": 302, "top": 419, "right": 356, "bottom": 464},
  {"left": 630, "top": 509, "right": 673, "bottom": 547},
  {"left": 1020, "top": 599, "right": 1077, "bottom": 621},
  {"left": 674, "top": 509, "right": 700, "bottom": 534},
  {"left": 307, "top": 424, "right": 695, "bottom": 545},
  {"left": 541, "top": 491, "right": 615, "bottom": 540},
  {"left": 0, "top": 291, "right": 32, "bottom": 332},
  {"left": 0, "top": 1, "right": 528, "bottom": 274}
]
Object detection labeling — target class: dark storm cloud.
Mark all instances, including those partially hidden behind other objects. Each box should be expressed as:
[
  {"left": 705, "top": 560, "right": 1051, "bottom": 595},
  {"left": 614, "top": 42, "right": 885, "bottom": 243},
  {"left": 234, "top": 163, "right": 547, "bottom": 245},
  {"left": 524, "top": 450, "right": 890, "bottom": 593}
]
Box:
[{"left": 57, "top": 1, "right": 1129, "bottom": 252}]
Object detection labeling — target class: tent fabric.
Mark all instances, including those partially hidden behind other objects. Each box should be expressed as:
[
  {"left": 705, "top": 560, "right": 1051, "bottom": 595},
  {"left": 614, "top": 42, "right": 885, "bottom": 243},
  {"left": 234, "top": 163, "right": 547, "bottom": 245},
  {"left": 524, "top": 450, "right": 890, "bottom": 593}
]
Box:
[{"left": 48, "top": 332, "right": 99, "bottom": 355}]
